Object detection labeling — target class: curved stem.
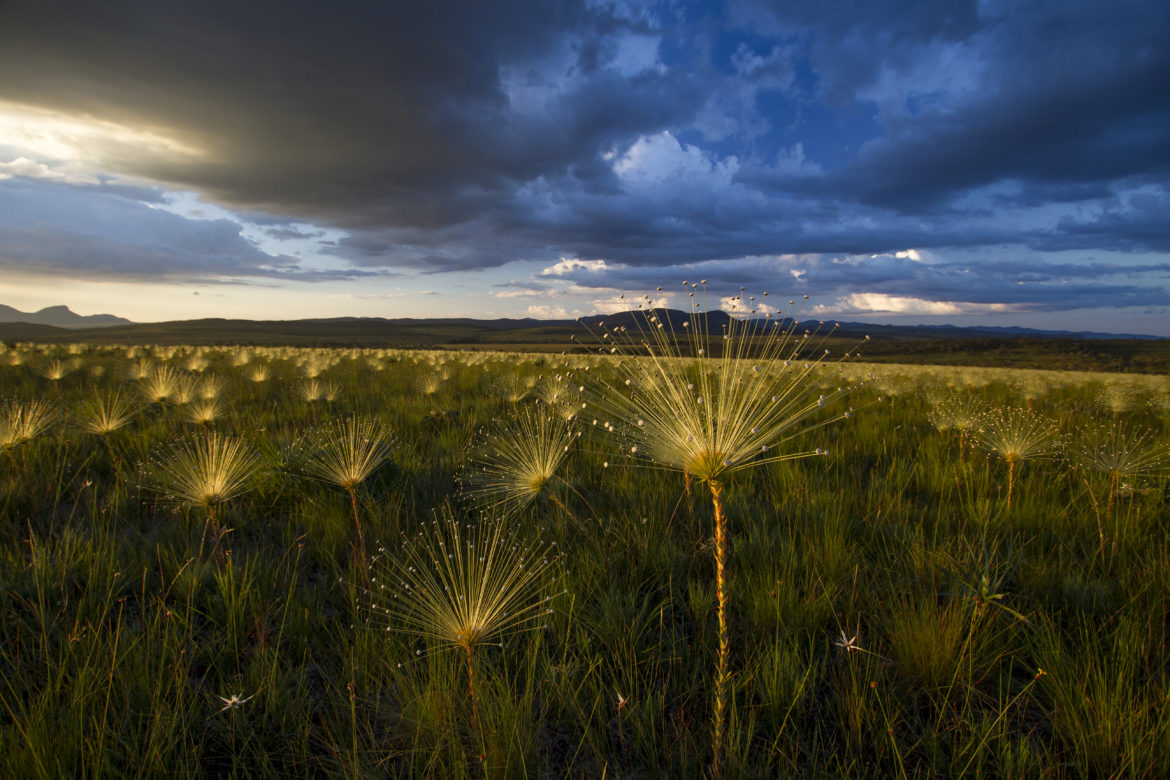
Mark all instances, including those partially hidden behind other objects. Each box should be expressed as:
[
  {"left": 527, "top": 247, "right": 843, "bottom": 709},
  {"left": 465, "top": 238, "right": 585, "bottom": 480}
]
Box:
[{"left": 709, "top": 479, "right": 731, "bottom": 779}]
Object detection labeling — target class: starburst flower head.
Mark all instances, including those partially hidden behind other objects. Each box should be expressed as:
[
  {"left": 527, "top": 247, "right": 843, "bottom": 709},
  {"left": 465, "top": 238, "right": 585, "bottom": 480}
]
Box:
[
  {"left": 197, "top": 375, "right": 225, "bottom": 401},
  {"left": 1072, "top": 421, "right": 1170, "bottom": 480},
  {"left": 972, "top": 406, "right": 1061, "bottom": 465},
  {"left": 246, "top": 364, "right": 271, "bottom": 383},
  {"left": 0, "top": 399, "right": 59, "bottom": 449},
  {"left": 186, "top": 398, "right": 225, "bottom": 425},
  {"left": 297, "top": 378, "right": 336, "bottom": 403},
  {"left": 368, "top": 509, "right": 562, "bottom": 656},
  {"left": 928, "top": 391, "right": 983, "bottom": 433},
  {"left": 40, "top": 359, "right": 71, "bottom": 381},
  {"left": 303, "top": 416, "right": 395, "bottom": 491},
  {"left": 578, "top": 286, "right": 863, "bottom": 482},
  {"left": 138, "top": 365, "right": 185, "bottom": 404},
  {"left": 146, "top": 432, "right": 263, "bottom": 510},
  {"left": 460, "top": 405, "right": 579, "bottom": 517},
  {"left": 76, "top": 389, "right": 139, "bottom": 435}
]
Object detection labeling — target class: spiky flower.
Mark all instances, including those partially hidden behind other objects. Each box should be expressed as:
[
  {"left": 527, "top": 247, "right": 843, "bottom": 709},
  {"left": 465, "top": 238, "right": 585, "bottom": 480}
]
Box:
[
  {"left": 197, "top": 375, "right": 225, "bottom": 401},
  {"left": 0, "top": 399, "right": 59, "bottom": 449},
  {"left": 76, "top": 390, "right": 138, "bottom": 435},
  {"left": 928, "top": 392, "right": 983, "bottom": 434},
  {"left": 494, "top": 372, "right": 535, "bottom": 403},
  {"left": 186, "top": 398, "right": 224, "bottom": 426},
  {"left": 419, "top": 374, "right": 443, "bottom": 396},
  {"left": 1072, "top": 421, "right": 1170, "bottom": 520},
  {"left": 577, "top": 284, "right": 863, "bottom": 776},
  {"left": 297, "top": 378, "right": 325, "bottom": 403},
  {"left": 460, "top": 406, "right": 579, "bottom": 518},
  {"left": 145, "top": 432, "right": 262, "bottom": 533},
  {"left": 369, "top": 508, "right": 561, "bottom": 740},
  {"left": 304, "top": 416, "right": 395, "bottom": 492},
  {"left": 928, "top": 391, "right": 984, "bottom": 459},
  {"left": 40, "top": 359, "right": 71, "bottom": 381},
  {"left": 972, "top": 406, "right": 1060, "bottom": 511},
  {"left": 139, "top": 365, "right": 184, "bottom": 404},
  {"left": 580, "top": 287, "right": 859, "bottom": 482},
  {"left": 303, "top": 416, "right": 395, "bottom": 553},
  {"left": 246, "top": 364, "right": 271, "bottom": 383},
  {"left": 371, "top": 510, "right": 560, "bottom": 655},
  {"left": 127, "top": 359, "right": 153, "bottom": 381},
  {"left": 170, "top": 376, "right": 197, "bottom": 405}
]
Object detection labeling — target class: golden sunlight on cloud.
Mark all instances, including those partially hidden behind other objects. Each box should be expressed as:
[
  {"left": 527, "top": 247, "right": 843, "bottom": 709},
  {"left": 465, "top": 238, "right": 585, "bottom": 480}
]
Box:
[
  {"left": 814, "top": 293, "right": 1018, "bottom": 316},
  {"left": 0, "top": 101, "right": 205, "bottom": 172}
]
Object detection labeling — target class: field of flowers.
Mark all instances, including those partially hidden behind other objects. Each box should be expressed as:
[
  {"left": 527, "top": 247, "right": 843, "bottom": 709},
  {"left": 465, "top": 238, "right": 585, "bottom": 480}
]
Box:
[{"left": 1, "top": 307, "right": 1168, "bottom": 777}]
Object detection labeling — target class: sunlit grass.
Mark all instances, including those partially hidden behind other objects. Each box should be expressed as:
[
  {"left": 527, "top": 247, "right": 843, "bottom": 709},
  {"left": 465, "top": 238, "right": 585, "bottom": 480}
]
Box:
[{"left": 0, "top": 339, "right": 1165, "bottom": 776}]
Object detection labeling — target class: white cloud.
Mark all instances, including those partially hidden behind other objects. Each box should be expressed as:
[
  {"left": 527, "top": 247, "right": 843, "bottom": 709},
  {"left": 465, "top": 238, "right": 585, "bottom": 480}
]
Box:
[
  {"left": 540, "top": 257, "right": 609, "bottom": 276},
  {"left": 0, "top": 156, "right": 100, "bottom": 185},
  {"left": 813, "top": 293, "right": 1018, "bottom": 316},
  {"left": 613, "top": 131, "right": 738, "bottom": 189},
  {"left": 526, "top": 303, "right": 571, "bottom": 319}
]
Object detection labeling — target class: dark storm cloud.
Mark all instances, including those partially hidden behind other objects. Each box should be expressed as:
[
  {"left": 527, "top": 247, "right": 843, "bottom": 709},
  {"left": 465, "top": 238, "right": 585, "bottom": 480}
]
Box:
[
  {"left": 0, "top": 0, "right": 1167, "bottom": 281},
  {"left": 736, "top": 0, "right": 1170, "bottom": 211},
  {"left": 0, "top": 177, "right": 385, "bottom": 282}
]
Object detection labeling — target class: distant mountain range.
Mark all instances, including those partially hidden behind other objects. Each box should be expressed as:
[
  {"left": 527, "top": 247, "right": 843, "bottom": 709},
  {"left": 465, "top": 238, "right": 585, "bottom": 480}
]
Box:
[
  {"left": 0, "top": 304, "right": 1162, "bottom": 341},
  {"left": 0, "top": 304, "right": 132, "bottom": 329}
]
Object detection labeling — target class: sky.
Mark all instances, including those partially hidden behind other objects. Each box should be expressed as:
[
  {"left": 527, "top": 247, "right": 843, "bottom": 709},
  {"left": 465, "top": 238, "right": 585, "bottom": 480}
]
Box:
[{"left": 1, "top": 0, "right": 1168, "bottom": 335}]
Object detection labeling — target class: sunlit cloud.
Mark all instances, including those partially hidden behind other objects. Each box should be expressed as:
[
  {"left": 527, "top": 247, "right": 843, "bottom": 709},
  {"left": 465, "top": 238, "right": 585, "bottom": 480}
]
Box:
[
  {"left": 0, "top": 101, "right": 204, "bottom": 172},
  {"left": 813, "top": 293, "right": 1020, "bottom": 316},
  {"left": 540, "top": 257, "right": 610, "bottom": 276}
]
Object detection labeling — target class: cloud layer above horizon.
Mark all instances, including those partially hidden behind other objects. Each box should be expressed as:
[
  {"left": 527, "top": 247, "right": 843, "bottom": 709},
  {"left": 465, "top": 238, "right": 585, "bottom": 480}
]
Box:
[{"left": 1, "top": 0, "right": 1168, "bottom": 331}]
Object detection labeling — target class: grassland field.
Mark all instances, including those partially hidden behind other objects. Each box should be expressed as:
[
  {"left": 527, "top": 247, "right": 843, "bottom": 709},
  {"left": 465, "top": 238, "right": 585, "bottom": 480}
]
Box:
[{"left": 1, "top": 336, "right": 1168, "bottom": 778}]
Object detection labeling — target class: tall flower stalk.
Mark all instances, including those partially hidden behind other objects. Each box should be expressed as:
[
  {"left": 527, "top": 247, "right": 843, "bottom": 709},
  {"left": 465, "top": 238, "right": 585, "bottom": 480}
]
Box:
[
  {"left": 368, "top": 509, "right": 560, "bottom": 764},
  {"left": 971, "top": 406, "right": 1060, "bottom": 512},
  {"left": 303, "top": 416, "right": 395, "bottom": 560},
  {"left": 1071, "top": 421, "right": 1170, "bottom": 559},
  {"left": 577, "top": 283, "right": 862, "bottom": 776},
  {"left": 145, "top": 432, "right": 263, "bottom": 557}
]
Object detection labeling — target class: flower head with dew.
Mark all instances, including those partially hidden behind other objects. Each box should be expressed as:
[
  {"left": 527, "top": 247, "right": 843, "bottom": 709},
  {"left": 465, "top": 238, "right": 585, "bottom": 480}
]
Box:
[
  {"left": 459, "top": 405, "right": 580, "bottom": 520},
  {"left": 971, "top": 406, "right": 1060, "bottom": 512},
  {"left": 0, "top": 399, "right": 59, "bottom": 449},
  {"left": 574, "top": 283, "right": 865, "bottom": 776},
  {"left": 1071, "top": 420, "right": 1170, "bottom": 520},
  {"left": 367, "top": 508, "right": 562, "bottom": 740},
  {"left": 577, "top": 285, "right": 863, "bottom": 482},
  {"left": 303, "top": 416, "right": 395, "bottom": 556},
  {"left": 144, "top": 432, "right": 263, "bottom": 541},
  {"left": 76, "top": 389, "right": 139, "bottom": 436},
  {"left": 927, "top": 390, "right": 984, "bottom": 459}
]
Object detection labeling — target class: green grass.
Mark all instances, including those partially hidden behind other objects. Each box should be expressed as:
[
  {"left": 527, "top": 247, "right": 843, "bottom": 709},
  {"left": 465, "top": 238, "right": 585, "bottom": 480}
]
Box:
[{"left": 0, "top": 342, "right": 1167, "bottom": 776}]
